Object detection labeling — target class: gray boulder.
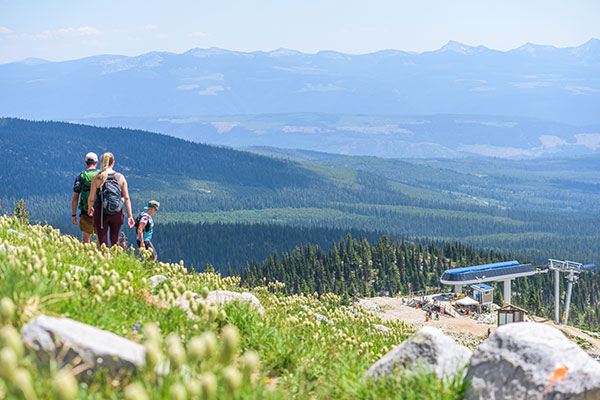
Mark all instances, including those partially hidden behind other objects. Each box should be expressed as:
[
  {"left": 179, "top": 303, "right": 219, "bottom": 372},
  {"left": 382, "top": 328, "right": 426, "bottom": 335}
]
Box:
[
  {"left": 7, "top": 229, "right": 26, "bottom": 238},
  {"left": 356, "top": 299, "right": 380, "bottom": 313},
  {"left": 173, "top": 290, "right": 264, "bottom": 320},
  {"left": 300, "top": 305, "right": 334, "bottom": 325},
  {"left": 364, "top": 326, "right": 471, "bottom": 381},
  {"left": 58, "top": 262, "right": 86, "bottom": 274},
  {"left": 149, "top": 274, "right": 168, "bottom": 289},
  {"left": 21, "top": 315, "right": 145, "bottom": 378},
  {"left": 0, "top": 243, "right": 17, "bottom": 253},
  {"left": 205, "top": 290, "right": 264, "bottom": 313},
  {"left": 372, "top": 324, "right": 391, "bottom": 332},
  {"left": 465, "top": 322, "right": 600, "bottom": 400},
  {"left": 313, "top": 312, "right": 334, "bottom": 325}
]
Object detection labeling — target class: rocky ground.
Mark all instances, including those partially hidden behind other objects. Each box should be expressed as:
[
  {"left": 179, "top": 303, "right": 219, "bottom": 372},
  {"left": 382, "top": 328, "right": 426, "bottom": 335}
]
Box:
[{"left": 363, "top": 296, "right": 600, "bottom": 357}]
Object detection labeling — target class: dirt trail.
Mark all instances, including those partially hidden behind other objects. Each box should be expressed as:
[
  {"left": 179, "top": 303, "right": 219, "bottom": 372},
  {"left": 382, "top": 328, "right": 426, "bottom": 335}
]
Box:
[
  {"left": 365, "top": 296, "right": 600, "bottom": 356},
  {"left": 366, "top": 297, "right": 493, "bottom": 338}
]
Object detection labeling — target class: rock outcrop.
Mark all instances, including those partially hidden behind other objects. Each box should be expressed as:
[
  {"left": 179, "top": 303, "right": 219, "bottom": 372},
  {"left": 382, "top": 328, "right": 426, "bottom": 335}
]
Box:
[
  {"left": 149, "top": 274, "right": 168, "bottom": 289},
  {"left": 372, "top": 324, "right": 390, "bottom": 332},
  {"left": 364, "top": 326, "right": 471, "bottom": 381},
  {"left": 7, "top": 229, "right": 26, "bottom": 238},
  {"left": 465, "top": 322, "right": 600, "bottom": 400},
  {"left": 205, "top": 290, "right": 264, "bottom": 312},
  {"left": 312, "top": 313, "right": 334, "bottom": 325},
  {"left": 355, "top": 299, "right": 380, "bottom": 313},
  {"left": 0, "top": 243, "right": 17, "bottom": 252},
  {"left": 173, "top": 290, "right": 264, "bottom": 319},
  {"left": 21, "top": 315, "right": 145, "bottom": 378},
  {"left": 300, "top": 305, "right": 334, "bottom": 325}
]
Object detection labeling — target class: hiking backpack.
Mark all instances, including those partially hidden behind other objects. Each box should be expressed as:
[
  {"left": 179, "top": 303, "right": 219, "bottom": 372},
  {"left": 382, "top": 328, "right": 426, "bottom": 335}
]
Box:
[
  {"left": 78, "top": 169, "right": 98, "bottom": 212},
  {"left": 134, "top": 213, "right": 151, "bottom": 232},
  {"left": 100, "top": 173, "right": 123, "bottom": 215}
]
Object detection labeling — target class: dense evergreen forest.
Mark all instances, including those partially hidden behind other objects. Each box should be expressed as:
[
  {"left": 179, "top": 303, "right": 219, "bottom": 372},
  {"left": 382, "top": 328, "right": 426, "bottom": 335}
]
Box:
[
  {"left": 28, "top": 212, "right": 389, "bottom": 273},
  {"left": 135, "top": 222, "right": 388, "bottom": 272},
  {"left": 0, "top": 118, "right": 317, "bottom": 198},
  {"left": 240, "top": 234, "right": 600, "bottom": 331}
]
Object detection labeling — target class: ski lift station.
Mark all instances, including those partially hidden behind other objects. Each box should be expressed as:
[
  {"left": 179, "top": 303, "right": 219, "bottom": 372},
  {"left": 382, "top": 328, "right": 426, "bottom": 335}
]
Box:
[
  {"left": 440, "top": 259, "right": 596, "bottom": 325},
  {"left": 440, "top": 260, "right": 547, "bottom": 304}
]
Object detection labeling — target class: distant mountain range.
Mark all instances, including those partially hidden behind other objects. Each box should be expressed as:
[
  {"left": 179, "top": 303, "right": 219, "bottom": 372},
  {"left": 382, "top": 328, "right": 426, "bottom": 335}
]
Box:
[
  {"left": 72, "top": 113, "right": 600, "bottom": 159},
  {"left": 1, "top": 39, "right": 598, "bottom": 158},
  {"left": 2, "top": 39, "right": 599, "bottom": 123}
]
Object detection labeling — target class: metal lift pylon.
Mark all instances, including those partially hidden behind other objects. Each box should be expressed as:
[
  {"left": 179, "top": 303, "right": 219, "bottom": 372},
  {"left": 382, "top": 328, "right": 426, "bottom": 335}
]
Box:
[{"left": 549, "top": 259, "right": 596, "bottom": 325}]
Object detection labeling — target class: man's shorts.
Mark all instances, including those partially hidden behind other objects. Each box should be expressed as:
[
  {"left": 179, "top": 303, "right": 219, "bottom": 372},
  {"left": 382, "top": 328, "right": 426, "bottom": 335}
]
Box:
[{"left": 79, "top": 212, "right": 95, "bottom": 235}]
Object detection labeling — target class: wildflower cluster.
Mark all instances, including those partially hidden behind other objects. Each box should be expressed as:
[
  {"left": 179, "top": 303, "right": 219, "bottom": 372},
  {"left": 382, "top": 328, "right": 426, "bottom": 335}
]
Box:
[{"left": 0, "top": 215, "right": 466, "bottom": 399}]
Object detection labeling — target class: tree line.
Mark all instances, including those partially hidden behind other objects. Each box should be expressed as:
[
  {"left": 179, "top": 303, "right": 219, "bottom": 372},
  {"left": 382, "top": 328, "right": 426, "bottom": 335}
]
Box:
[{"left": 240, "top": 233, "right": 600, "bottom": 331}]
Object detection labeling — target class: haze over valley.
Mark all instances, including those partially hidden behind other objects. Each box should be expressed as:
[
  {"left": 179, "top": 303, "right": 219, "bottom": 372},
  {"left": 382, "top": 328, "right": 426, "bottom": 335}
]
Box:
[{"left": 3, "top": 39, "right": 600, "bottom": 159}]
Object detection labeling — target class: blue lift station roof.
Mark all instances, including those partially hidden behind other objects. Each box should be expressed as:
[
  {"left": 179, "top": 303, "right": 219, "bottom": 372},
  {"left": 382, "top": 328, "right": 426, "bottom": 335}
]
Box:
[
  {"left": 440, "top": 260, "right": 536, "bottom": 284},
  {"left": 443, "top": 260, "right": 519, "bottom": 275},
  {"left": 471, "top": 283, "right": 494, "bottom": 291}
]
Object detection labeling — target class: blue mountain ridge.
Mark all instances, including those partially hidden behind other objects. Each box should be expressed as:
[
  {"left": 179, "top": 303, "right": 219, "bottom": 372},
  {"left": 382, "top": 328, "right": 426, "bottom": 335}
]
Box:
[
  {"left": 1, "top": 39, "right": 599, "bottom": 158},
  {"left": 0, "top": 39, "right": 598, "bottom": 123}
]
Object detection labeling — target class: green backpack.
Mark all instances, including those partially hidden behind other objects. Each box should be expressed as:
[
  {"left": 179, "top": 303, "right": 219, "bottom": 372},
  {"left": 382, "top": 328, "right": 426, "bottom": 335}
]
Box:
[{"left": 78, "top": 169, "right": 99, "bottom": 212}]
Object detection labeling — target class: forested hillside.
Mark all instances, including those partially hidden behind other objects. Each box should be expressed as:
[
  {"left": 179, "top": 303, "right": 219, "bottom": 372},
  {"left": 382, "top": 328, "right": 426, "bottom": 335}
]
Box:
[
  {"left": 241, "top": 234, "right": 600, "bottom": 331},
  {"left": 2, "top": 118, "right": 600, "bottom": 271},
  {"left": 0, "top": 117, "right": 317, "bottom": 199},
  {"left": 132, "top": 222, "right": 387, "bottom": 273}
]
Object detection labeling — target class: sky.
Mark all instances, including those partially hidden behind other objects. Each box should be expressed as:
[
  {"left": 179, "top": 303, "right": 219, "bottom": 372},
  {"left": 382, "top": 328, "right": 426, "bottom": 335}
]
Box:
[{"left": 0, "top": 0, "right": 599, "bottom": 64}]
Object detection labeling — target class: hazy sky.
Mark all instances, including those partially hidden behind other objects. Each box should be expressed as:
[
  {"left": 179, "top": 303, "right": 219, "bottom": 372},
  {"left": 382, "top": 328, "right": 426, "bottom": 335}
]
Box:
[{"left": 1, "top": 0, "right": 599, "bottom": 63}]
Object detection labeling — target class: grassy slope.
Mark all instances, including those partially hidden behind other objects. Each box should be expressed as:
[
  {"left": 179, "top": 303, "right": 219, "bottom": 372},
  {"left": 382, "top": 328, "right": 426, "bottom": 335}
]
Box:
[{"left": 0, "top": 216, "right": 466, "bottom": 399}]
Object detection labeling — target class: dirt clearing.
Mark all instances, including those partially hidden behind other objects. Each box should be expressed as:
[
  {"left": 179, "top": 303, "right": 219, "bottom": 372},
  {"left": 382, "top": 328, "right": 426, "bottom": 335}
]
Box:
[{"left": 363, "top": 296, "right": 600, "bottom": 357}]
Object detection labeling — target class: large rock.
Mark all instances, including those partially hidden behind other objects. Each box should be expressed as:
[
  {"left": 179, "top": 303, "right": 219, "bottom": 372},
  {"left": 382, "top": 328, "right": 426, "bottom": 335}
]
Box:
[
  {"left": 300, "top": 305, "right": 334, "bottom": 325},
  {"left": 205, "top": 290, "right": 264, "bottom": 313},
  {"left": 21, "top": 315, "right": 145, "bottom": 378},
  {"left": 355, "top": 299, "right": 380, "bottom": 313},
  {"left": 7, "top": 228, "right": 26, "bottom": 238},
  {"left": 465, "top": 322, "right": 600, "bottom": 400},
  {"left": 58, "top": 262, "right": 86, "bottom": 274},
  {"left": 149, "top": 274, "right": 168, "bottom": 289},
  {"left": 0, "top": 243, "right": 17, "bottom": 252},
  {"left": 364, "top": 326, "right": 471, "bottom": 381},
  {"left": 173, "top": 290, "right": 264, "bottom": 319},
  {"left": 372, "top": 323, "right": 390, "bottom": 332}
]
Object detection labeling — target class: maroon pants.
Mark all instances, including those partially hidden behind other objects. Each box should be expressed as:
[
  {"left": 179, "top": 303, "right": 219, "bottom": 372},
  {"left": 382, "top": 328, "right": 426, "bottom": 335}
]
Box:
[{"left": 93, "top": 210, "right": 124, "bottom": 248}]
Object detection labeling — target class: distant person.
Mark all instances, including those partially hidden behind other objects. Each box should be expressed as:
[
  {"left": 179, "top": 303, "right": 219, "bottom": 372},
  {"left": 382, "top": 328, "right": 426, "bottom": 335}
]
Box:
[
  {"left": 135, "top": 200, "right": 160, "bottom": 261},
  {"left": 87, "top": 152, "right": 134, "bottom": 249},
  {"left": 71, "top": 152, "right": 99, "bottom": 244},
  {"left": 118, "top": 231, "right": 128, "bottom": 248}
]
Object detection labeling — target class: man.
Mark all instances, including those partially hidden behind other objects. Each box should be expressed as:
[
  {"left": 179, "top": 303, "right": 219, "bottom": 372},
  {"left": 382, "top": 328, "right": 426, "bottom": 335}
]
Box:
[
  {"left": 136, "top": 200, "right": 159, "bottom": 261},
  {"left": 71, "top": 152, "right": 99, "bottom": 243}
]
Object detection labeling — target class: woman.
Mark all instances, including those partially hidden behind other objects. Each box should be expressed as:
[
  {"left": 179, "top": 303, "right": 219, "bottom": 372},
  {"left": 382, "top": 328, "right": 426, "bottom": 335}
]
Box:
[{"left": 88, "top": 152, "right": 135, "bottom": 249}]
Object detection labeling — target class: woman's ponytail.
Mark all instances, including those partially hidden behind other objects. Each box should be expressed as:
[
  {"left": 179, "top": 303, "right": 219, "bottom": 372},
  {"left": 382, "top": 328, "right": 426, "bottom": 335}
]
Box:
[{"left": 97, "top": 152, "right": 114, "bottom": 186}]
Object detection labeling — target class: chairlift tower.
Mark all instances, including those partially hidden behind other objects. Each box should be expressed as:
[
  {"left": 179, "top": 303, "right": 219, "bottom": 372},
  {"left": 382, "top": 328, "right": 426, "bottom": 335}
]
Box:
[{"left": 548, "top": 259, "right": 596, "bottom": 325}]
